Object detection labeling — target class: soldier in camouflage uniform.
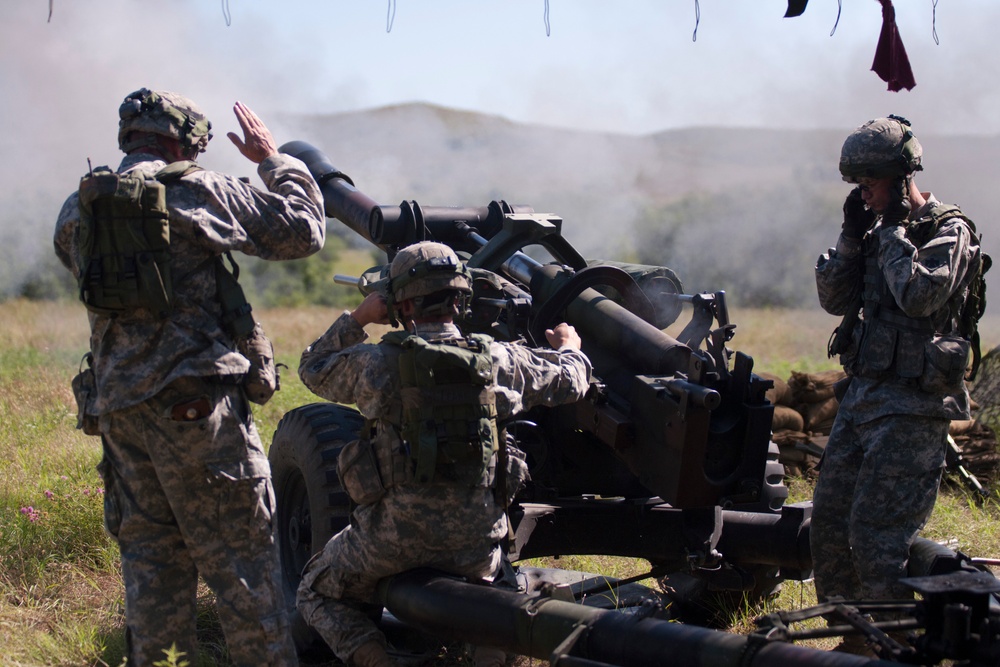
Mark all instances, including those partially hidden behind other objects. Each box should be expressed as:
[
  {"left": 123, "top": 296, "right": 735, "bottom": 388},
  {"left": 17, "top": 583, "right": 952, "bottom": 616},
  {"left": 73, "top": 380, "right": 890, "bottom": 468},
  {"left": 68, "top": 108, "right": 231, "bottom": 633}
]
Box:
[
  {"left": 54, "top": 89, "right": 326, "bottom": 666},
  {"left": 296, "top": 242, "right": 592, "bottom": 667},
  {"left": 812, "top": 116, "right": 983, "bottom": 652}
]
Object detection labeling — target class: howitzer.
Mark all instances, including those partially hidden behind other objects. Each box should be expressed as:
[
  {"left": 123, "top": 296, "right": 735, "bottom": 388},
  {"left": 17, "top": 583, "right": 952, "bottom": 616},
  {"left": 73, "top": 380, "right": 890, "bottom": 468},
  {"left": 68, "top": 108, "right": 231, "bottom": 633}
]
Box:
[{"left": 267, "top": 141, "right": 1000, "bottom": 664}]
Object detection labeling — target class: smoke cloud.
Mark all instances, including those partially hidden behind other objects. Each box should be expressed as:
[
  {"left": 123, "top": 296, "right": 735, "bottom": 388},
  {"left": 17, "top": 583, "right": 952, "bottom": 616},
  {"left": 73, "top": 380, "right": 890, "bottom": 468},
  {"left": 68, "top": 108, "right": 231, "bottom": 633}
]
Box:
[{"left": 1, "top": 1, "right": 997, "bottom": 310}]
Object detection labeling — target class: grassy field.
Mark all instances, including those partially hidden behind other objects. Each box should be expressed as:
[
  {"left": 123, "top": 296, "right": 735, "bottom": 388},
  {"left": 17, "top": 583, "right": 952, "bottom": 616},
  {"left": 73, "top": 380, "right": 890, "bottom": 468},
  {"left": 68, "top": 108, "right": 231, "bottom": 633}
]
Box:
[{"left": 2, "top": 299, "right": 999, "bottom": 666}]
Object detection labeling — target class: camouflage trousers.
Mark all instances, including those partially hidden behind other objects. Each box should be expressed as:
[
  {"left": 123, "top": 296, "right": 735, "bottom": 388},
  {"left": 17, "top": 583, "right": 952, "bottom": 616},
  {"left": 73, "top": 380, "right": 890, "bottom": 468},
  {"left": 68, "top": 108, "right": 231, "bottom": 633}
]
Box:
[
  {"left": 810, "top": 412, "right": 949, "bottom": 605},
  {"left": 297, "top": 485, "right": 504, "bottom": 663},
  {"left": 97, "top": 376, "right": 298, "bottom": 667}
]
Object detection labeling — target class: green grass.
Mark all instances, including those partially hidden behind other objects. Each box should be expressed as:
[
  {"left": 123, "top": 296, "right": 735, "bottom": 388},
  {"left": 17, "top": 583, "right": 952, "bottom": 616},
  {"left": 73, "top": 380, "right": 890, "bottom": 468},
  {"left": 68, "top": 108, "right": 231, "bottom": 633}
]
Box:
[{"left": 2, "top": 299, "right": 999, "bottom": 666}]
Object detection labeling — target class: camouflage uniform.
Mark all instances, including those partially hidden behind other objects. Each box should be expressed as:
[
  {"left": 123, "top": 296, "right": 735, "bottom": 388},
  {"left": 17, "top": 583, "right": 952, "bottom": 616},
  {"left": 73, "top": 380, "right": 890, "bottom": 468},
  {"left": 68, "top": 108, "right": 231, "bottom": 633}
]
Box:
[
  {"left": 812, "top": 194, "right": 979, "bottom": 604},
  {"left": 55, "top": 150, "right": 325, "bottom": 666},
  {"left": 296, "top": 314, "right": 591, "bottom": 662}
]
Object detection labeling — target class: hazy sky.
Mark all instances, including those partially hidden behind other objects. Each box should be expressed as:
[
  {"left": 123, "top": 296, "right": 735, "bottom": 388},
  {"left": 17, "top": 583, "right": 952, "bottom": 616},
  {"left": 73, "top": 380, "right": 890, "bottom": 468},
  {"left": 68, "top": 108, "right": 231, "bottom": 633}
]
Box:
[
  {"left": 2, "top": 0, "right": 998, "bottom": 294},
  {"left": 4, "top": 1, "right": 999, "bottom": 156}
]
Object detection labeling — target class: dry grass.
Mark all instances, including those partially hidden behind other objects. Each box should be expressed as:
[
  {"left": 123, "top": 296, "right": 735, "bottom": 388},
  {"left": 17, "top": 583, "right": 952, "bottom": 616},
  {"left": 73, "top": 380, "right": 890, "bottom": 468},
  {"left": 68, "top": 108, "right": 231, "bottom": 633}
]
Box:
[{"left": 2, "top": 299, "right": 999, "bottom": 666}]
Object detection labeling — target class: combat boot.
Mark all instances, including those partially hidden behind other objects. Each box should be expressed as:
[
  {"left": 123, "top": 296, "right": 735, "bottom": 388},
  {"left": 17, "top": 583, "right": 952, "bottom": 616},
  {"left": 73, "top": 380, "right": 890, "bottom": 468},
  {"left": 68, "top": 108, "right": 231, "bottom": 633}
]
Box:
[{"left": 351, "top": 640, "right": 394, "bottom": 667}]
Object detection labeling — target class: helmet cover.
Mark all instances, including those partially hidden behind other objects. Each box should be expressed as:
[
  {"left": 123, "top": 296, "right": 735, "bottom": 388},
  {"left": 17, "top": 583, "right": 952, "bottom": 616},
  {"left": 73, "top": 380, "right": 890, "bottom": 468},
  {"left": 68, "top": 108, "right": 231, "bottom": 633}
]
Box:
[
  {"left": 839, "top": 114, "right": 922, "bottom": 183},
  {"left": 389, "top": 242, "right": 472, "bottom": 304},
  {"left": 117, "top": 88, "right": 213, "bottom": 154}
]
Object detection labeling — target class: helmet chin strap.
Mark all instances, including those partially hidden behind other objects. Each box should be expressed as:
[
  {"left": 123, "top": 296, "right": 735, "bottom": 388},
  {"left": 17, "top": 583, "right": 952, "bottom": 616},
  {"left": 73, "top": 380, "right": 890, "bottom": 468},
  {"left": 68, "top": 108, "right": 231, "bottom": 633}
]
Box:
[{"left": 385, "top": 293, "right": 401, "bottom": 329}]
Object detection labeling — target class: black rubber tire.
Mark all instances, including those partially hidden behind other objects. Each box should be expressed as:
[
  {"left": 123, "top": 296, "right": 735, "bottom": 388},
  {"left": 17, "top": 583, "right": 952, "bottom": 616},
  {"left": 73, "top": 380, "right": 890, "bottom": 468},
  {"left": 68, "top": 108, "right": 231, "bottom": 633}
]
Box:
[{"left": 269, "top": 402, "right": 365, "bottom": 654}]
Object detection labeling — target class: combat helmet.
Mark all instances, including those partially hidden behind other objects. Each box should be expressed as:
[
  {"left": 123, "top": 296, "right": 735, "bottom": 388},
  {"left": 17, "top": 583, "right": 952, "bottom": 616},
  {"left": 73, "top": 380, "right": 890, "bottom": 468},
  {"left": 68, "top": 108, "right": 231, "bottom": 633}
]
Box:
[
  {"left": 839, "top": 114, "right": 922, "bottom": 183},
  {"left": 389, "top": 242, "right": 472, "bottom": 317},
  {"left": 117, "top": 88, "right": 213, "bottom": 155}
]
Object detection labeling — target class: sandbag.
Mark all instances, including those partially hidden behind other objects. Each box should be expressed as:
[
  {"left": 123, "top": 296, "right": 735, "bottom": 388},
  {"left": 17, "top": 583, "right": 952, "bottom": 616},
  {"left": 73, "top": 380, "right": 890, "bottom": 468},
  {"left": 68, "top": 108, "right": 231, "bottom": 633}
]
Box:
[
  {"left": 771, "top": 404, "right": 805, "bottom": 432},
  {"left": 802, "top": 396, "right": 840, "bottom": 434},
  {"left": 789, "top": 369, "right": 847, "bottom": 404},
  {"left": 760, "top": 372, "right": 794, "bottom": 407}
]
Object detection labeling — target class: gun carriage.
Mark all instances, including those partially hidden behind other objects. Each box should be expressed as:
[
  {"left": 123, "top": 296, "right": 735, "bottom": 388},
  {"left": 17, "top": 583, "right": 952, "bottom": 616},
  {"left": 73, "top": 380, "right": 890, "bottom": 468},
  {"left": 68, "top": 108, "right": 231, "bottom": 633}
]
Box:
[{"left": 267, "top": 141, "right": 1000, "bottom": 666}]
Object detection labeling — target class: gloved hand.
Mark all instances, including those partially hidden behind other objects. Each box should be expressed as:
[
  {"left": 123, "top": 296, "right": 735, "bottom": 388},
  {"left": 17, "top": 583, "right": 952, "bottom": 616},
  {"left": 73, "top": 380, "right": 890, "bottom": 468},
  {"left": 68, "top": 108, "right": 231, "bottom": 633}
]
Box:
[
  {"left": 882, "top": 177, "right": 912, "bottom": 225},
  {"left": 841, "top": 187, "right": 876, "bottom": 240}
]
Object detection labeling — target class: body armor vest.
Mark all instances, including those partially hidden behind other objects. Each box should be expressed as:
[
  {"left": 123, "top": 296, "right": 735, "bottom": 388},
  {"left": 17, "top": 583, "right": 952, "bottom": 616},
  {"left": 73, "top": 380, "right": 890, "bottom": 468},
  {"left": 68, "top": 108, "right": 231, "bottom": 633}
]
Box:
[
  {"left": 380, "top": 331, "right": 498, "bottom": 487},
  {"left": 849, "top": 205, "right": 982, "bottom": 390},
  {"left": 77, "top": 160, "right": 208, "bottom": 318}
]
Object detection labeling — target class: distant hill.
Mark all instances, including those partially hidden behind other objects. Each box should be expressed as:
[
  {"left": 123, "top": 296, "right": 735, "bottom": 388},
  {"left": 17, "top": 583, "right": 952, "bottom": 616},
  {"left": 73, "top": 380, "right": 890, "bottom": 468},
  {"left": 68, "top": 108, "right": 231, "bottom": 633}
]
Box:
[
  {"left": 273, "top": 103, "right": 997, "bottom": 308},
  {"left": 7, "top": 102, "right": 998, "bottom": 310}
]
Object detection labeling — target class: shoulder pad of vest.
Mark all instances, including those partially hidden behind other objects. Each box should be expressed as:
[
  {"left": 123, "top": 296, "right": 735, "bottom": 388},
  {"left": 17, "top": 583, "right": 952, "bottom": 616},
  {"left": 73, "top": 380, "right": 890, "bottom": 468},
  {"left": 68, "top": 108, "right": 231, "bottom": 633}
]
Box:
[
  {"left": 465, "top": 333, "right": 495, "bottom": 348},
  {"left": 154, "top": 160, "right": 203, "bottom": 182},
  {"left": 381, "top": 330, "right": 416, "bottom": 347}
]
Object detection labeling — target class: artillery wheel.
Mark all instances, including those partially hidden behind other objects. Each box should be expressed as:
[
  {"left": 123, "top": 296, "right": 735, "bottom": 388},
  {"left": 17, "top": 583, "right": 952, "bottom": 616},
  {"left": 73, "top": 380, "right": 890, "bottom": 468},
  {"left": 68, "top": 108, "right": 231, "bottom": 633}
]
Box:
[{"left": 269, "top": 402, "right": 364, "bottom": 654}]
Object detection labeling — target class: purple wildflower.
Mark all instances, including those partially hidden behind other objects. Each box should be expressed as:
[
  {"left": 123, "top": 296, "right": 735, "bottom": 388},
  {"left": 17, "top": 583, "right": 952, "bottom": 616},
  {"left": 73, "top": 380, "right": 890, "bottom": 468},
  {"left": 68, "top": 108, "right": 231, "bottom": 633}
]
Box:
[{"left": 19, "top": 506, "right": 40, "bottom": 522}]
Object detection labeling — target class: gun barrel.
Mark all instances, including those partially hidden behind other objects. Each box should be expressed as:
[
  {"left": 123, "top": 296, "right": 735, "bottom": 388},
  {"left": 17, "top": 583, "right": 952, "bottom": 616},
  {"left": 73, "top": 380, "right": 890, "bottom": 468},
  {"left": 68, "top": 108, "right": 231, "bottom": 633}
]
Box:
[
  {"left": 282, "top": 141, "right": 692, "bottom": 381},
  {"left": 280, "top": 141, "right": 385, "bottom": 246},
  {"left": 377, "top": 569, "right": 879, "bottom": 666},
  {"left": 333, "top": 274, "right": 360, "bottom": 287},
  {"left": 282, "top": 141, "right": 527, "bottom": 252}
]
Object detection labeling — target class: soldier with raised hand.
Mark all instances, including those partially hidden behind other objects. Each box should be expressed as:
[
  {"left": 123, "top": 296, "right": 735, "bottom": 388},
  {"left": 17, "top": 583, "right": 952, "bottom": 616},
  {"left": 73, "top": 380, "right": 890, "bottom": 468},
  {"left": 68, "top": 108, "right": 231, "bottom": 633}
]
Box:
[
  {"left": 812, "top": 115, "right": 984, "bottom": 655},
  {"left": 296, "top": 241, "right": 592, "bottom": 667},
  {"left": 54, "top": 88, "right": 326, "bottom": 666}
]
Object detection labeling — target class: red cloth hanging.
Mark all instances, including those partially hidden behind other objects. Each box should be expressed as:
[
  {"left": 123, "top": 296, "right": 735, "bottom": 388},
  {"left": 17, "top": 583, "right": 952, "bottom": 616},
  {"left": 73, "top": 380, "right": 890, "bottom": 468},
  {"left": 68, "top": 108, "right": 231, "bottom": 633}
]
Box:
[{"left": 871, "top": 0, "right": 916, "bottom": 91}]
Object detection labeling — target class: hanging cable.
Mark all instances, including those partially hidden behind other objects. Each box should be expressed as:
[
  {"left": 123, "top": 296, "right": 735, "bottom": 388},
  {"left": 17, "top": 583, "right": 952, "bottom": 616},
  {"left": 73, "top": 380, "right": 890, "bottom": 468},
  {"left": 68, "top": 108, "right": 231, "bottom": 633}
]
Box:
[
  {"left": 691, "top": 0, "right": 700, "bottom": 42},
  {"left": 830, "top": 0, "right": 842, "bottom": 36},
  {"left": 932, "top": 0, "right": 940, "bottom": 45},
  {"left": 221, "top": 0, "right": 231, "bottom": 27},
  {"left": 386, "top": 0, "right": 396, "bottom": 33},
  {"left": 544, "top": 0, "right": 551, "bottom": 36},
  {"left": 48, "top": 0, "right": 53, "bottom": 22}
]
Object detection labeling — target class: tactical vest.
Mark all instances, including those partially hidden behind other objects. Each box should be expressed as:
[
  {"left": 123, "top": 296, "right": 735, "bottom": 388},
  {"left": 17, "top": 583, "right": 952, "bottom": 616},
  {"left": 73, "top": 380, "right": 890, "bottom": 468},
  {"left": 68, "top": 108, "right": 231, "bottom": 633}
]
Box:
[
  {"left": 76, "top": 160, "right": 200, "bottom": 318},
  {"left": 850, "top": 204, "right": 987, "bottom": 388},
  {"left": 380, "top": 331, "right": 499, "bottom": 487},
  {"left": 77, "top": 161, "right": 275, "bottom": 404}
]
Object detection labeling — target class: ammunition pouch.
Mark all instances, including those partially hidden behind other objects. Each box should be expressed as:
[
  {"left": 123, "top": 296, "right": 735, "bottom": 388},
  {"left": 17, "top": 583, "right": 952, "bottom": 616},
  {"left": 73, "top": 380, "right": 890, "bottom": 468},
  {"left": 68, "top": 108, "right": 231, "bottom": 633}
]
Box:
[
  {"left": 498, "top": 443, "right": 529, "bottom": 507},
  {"left": 920, "top": 334, "right": 970, "bottom": 394},
  {"left": 850, "top": 315, "right": 968, "bottom": 395},
  {"left": 238, "top": 322, "right": 280, "bottom": 405},
  {"left": 214, "top": 253, "right": 279, "bottom": 405},
  {"left": 71, "top": 352, "right": 100, "bottom": 436},
  {"left": 337, "top": 437, "right": 386, "bottom": 506}
]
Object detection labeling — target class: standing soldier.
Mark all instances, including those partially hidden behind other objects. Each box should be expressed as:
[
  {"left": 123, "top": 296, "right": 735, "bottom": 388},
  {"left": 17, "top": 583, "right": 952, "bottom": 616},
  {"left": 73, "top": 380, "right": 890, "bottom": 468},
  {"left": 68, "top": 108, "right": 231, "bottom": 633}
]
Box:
[
  {"left": 812, "top": 115, "right": 985, "bottom": 654},
  {"left": 296, "top": 241, "right": 592, "bottom": 667},
  {"left": 54, "top": 88, "right": 326, "bottom": 666}
]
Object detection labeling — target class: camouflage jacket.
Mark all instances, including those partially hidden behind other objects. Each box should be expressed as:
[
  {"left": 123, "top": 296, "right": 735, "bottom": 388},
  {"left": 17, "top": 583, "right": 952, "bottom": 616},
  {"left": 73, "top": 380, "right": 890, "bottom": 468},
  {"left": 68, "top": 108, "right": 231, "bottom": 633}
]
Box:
[
  {"left": 300, "top": 314, "right": 591, "bottom": 548},
  {"left": 815, "top": 194, "right": 978, "bottom": 423},
  {"left": 55, "top": 152, "right": 325, "bottom": 414},
  {"left": 299, "top": 315, "right": 593, "bottom": 425}
]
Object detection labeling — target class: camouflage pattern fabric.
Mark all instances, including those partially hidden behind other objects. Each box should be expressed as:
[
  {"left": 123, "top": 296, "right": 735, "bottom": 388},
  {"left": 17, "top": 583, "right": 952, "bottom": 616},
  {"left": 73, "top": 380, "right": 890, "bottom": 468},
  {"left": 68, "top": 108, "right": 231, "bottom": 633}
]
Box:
[
  {"left": 812, "top": 193, "right": 978, "bottom": 614},
  {"left": 810, "top": 413, "right": 949, "bottom": 603},
  {"left": 296, "top": 315, "right": 592, "bottom": 662},
  {"left": 98, "top": 377, "right": 297, "bottom": 665},
  {"left": 816, "top": 195, "right": 977, "bottom": 424},
  {"left": 55, "top": 151, "right": 325, "bottom": 415},
  {"left": 55, "top": 151, "right": 324, "bottom": 666}
]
